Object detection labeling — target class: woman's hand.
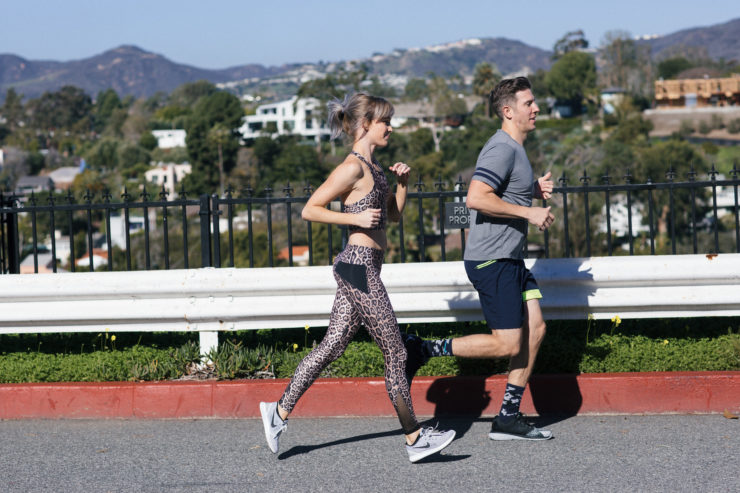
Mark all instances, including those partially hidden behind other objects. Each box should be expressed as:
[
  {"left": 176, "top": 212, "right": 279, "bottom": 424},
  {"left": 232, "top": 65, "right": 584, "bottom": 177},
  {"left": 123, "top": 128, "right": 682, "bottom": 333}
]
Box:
[
  {"left": 389, "top": 162, "right": 410, "bottom": 187},
  {"left": 355, "top": 208, "right": 382, "bottom": 229}
]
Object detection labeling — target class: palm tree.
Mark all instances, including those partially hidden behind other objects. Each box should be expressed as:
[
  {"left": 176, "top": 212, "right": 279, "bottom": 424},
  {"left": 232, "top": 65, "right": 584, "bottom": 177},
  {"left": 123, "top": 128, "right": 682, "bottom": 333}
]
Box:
[
  {"left": 472, "top": 62, "right": 501, "bottom": 117},
  {"left": 208, "top": 123, "right": 230, "bottom": 196}
]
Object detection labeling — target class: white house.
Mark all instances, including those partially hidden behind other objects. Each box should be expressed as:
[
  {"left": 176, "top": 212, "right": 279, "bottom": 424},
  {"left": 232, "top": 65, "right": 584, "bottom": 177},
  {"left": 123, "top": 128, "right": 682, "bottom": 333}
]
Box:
[
  {"left": 599, "top": 195, "right": 651, "bottom": 237},
  {"left": 144, "top": 162, "right": 192, "bottom": 197},
  {"left": 47, "top": 166, "right": 81, "bottom": 190},
  {"left": 151, "top": 129, "right": 187, "bottom": 149},
  {"left": 600, "top": 87, "right": 627, "bottom": 115},
  {"left": 108, "top": 214, "right": 147, "bottom": 250},
  {"left": 239, "top": 97, "right": 331, "bottom": 142}
]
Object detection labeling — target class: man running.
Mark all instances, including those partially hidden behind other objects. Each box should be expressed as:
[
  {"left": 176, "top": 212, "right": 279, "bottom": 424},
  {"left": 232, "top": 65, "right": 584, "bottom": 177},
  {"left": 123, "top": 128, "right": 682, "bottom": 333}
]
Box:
[{"left": 406, "top": 76, "right": 555, "bottom": 441}]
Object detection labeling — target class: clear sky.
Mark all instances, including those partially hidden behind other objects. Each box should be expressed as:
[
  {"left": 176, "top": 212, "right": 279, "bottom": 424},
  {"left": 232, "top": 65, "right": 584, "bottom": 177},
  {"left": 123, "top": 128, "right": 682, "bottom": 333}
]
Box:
[{"left": 2, "top": 0, "right": 739, "bottom": 69}]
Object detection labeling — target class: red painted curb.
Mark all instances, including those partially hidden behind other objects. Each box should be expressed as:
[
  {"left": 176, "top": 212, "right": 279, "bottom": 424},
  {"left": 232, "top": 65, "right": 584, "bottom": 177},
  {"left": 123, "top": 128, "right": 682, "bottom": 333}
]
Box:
[{"left": 0, "top": 372, "right": 738, "bottom": 420}]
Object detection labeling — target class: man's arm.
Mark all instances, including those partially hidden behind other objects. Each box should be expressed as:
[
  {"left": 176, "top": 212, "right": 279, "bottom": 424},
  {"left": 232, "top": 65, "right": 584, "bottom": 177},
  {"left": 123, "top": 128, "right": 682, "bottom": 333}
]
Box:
[{"left": 466, "top": 179, "right": 554, "bottom": 231}]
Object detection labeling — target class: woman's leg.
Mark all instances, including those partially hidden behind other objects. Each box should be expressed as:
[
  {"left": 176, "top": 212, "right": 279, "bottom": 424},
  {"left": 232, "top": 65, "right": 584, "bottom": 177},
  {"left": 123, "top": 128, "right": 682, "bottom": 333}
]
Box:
[
  {"left": 348, "top": 255, "right": 420, "bottom": 441},
  {"left": 277, "top": 284, "right": 361, "bottom": 417}
]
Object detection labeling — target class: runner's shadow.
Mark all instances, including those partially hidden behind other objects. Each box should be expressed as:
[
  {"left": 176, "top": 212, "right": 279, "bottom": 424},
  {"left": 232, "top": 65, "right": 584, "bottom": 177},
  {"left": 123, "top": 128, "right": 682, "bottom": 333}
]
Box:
[
  {"left": 279, "top": 429, "right": 396, "bottom": 459},
  {"left": 278, "top": 426, "right": 469, "bottom": 462},
  {"left": 432, "top": 258, "right": 594, "bottom": 427},
  {"left": 426, "top": 376, "right": 492, "bottom": 439}
]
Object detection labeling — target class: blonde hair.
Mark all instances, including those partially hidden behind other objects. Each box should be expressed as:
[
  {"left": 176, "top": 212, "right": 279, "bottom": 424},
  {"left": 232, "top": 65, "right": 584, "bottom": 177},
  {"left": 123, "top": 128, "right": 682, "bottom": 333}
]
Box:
[{"left": 327, "top": 92, "right": 394, "bottom": 141}]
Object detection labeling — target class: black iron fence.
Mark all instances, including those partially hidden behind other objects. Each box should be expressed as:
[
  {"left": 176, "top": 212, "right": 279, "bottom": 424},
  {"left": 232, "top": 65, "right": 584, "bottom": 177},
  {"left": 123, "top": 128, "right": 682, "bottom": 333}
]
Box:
[{"left": 2, "top": 165, "right": 739, "bottom": 274}]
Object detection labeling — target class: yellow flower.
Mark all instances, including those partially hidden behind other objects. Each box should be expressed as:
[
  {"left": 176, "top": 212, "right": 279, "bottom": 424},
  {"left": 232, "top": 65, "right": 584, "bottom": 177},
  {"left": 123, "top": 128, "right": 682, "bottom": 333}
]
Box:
[
  {"left": 663, "top": 339, "right": 669, "bottom": 345},
  {"left": 587, "top": 313, "right": 594, "bottom": 320},
  {"left": 304, "top": 324, "right": 310, "bottom": 331},
  {"left": 293, "top": 343, "right": 298, "bottom": 352},
  {"left": 111, "top": 335, "right": 116, "bottom": 342},
  {"left": 611, "top": 315, "right": 622, "bottom": 326}
]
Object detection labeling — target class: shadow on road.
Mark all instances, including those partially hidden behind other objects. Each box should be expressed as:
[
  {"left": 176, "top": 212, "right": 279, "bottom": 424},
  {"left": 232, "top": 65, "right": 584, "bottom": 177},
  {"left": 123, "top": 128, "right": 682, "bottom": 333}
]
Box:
[{"left": 278, "top": 426, "right": 470, "bottom": 462}]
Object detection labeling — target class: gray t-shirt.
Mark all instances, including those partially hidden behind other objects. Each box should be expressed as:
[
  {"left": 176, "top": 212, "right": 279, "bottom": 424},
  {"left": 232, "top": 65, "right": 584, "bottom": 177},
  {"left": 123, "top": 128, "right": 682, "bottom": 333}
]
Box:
[{"left": 464, "top": 130, "right": 535, "bottom": 261}]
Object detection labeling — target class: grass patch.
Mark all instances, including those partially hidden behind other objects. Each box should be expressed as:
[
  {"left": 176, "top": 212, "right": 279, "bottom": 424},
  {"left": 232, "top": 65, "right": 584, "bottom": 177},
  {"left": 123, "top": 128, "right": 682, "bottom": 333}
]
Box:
[{"left": 0, "top": 318, "right": 738, "bottom": 383}]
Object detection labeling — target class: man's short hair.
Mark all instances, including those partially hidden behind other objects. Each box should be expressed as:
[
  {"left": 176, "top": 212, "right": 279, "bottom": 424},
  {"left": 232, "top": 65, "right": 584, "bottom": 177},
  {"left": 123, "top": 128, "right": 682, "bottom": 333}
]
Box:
[{"left": 490, "top": 77, "right": 532, "bottom": 120}]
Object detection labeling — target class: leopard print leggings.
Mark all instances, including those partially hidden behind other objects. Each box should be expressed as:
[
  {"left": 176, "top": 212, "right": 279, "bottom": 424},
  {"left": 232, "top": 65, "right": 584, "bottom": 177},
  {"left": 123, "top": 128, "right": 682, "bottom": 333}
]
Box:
[{"left": 278, "top": 244, "right": 420, "bottom": 434}]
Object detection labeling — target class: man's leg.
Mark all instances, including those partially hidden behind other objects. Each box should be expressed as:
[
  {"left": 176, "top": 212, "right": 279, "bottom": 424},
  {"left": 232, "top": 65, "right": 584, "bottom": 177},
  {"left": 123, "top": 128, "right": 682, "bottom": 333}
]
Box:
[
  {"left": 489, "top": 298, "right": 551, "bottom": 440},
  {"left": 507, "top": 298, "right": 546, "bottom": 387},
  {"left": 449, "top": 329, "right": 522, "bottom": 359}
]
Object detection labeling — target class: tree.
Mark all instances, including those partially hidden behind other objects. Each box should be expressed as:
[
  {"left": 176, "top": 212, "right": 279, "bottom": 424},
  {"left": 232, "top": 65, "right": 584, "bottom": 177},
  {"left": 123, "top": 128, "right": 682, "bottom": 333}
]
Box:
[
  {"left": 599, "top": 30, "right": 653, "bottom": 96},
  {"left": 139, "top": 132, "right": 158, "bottom": 151},
  {"left": 657, "top": 57, "right": 694, "bottom": 79},
  {"left": 184, "top": 91, "right": 243, "bottom": 195},
  {"left": 168, "top": 80, "right": 217, "bottom": 108},
  {"left": 367, "top": 76, "right": 397, "bottom": 98},
  {"left": 118, "top": 144, "right": 151, "bottom": 179},
  {"left": 636, "top": 139, "right": 708, "bottom": 240},
  {"left": 472, "top": 62, "right": 501, "bottom": 117},
  {"left": 552, "top": 30, "right": 589, "bottom": 60},
  {"left": 296, "top": 74, "right": 342, "bottom": 103},
  {"left": 208, "top": 123, "right": 231, "bottom": 196},
  {"left": 404, "top": 78, "right": 429, "bottom": 101},
  {"left": 545, "top": 51, "right": 597, "bottom": 114},
  {"left": 94, "top": 89, "right": 122, "bottom": 128},
  {"left": 1, "top": 88, "right": 25, "bottom": 132},
  {"left": 27, "top": 86, "right": 93, "bottom": 132},
  {"left": 84, "top": 138, "right": 120, "bottom": 169}
]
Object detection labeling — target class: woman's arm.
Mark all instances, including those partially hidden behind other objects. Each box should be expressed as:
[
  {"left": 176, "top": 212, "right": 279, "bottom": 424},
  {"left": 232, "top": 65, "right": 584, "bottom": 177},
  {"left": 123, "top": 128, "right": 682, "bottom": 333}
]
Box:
[
  {"left": 302, "top": 161, "right": 382, "bottom": 229},
  {"left": 387, "top": 161, "right": 410, "bottom": 222}
]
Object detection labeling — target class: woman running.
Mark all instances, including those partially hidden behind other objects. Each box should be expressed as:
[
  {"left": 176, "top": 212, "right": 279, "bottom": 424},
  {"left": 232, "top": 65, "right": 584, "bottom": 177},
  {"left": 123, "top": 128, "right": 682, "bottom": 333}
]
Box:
[{"left": 259, "top": 92, "right": 455, "bottom": 463}]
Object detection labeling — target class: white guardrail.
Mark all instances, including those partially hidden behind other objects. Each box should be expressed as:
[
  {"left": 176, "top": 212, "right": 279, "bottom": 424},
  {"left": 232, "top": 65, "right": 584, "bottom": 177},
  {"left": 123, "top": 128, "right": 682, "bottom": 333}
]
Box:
[{"left": 1, "top": 254, "right": 739, "bottom": 355}]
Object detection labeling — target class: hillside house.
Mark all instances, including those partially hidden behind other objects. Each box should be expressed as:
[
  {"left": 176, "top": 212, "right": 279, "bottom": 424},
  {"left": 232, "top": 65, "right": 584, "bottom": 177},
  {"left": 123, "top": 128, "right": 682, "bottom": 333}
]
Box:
[
  {"left": 144, "top": 162, "right": 192, "bottom": 197},
  {"left": 151, "top": 129, "right": 187, "bottom": 149},
  {"left": 15, "top": 175, "right": 54, "bottom": 195},
  {"left": 47, "top": 166, "right": 80, "bottom": 190},
  {"left": 239, "top": 97, "right": 331, "bottom": 143},
  {"left": 655, "top": 74, "right": 740, "bottom": 108}
]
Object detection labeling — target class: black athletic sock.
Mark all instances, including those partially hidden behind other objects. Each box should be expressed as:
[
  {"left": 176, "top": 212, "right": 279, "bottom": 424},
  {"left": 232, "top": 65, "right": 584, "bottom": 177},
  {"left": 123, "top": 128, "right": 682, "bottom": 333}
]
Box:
[
  {"left": 421, "top": 338, "right": 453, "bottom": 357},
  {"left": 498, "top": 383, "right": 525, "bottom": 423}
]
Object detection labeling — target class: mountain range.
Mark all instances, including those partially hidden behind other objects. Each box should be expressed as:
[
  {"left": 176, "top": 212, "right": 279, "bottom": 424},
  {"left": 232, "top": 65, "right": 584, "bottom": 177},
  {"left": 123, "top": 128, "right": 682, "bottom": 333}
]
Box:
[{"left": 1, "top": 17, "right": 739, "bottom": 102}]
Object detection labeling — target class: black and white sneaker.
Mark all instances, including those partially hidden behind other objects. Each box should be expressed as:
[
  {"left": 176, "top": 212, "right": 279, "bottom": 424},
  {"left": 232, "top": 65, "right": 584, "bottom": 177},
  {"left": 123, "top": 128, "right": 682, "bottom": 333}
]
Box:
[
  {"left": 406, "top": 426, "right": 456, "bottom": 463},
  {"left": 489, "top": 413, "right": 553, "bottom": 441},
  {"left": 402, "top": 333, "right": 429, "bottom": 384},
  {"left": 259, "top": 401, "right": 288, "bottom": 453}
]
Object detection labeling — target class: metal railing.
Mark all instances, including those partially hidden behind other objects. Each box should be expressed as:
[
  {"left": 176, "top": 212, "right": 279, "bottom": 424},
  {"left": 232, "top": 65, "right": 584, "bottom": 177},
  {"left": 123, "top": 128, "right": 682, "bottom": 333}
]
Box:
[{"left": 2, "top": 164, "right": 739, "bottom": 274}]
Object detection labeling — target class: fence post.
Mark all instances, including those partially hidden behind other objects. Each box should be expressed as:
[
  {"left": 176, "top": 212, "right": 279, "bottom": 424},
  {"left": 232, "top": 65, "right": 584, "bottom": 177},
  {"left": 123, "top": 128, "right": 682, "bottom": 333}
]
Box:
[
  {"left": 199, "top": 331, "right": 219, "bottom": 360},
  {"left": 2, "top": 195, "right": 21, "bottom": 274},
  {"left": 211, "top": 194, "right": 221, "bottom": 268},
  {"left": 8, "top": 200, "right": 20, "bottom": 274},
  {"left": 199, "top": 194, "right": 212, "bottom": 267}
]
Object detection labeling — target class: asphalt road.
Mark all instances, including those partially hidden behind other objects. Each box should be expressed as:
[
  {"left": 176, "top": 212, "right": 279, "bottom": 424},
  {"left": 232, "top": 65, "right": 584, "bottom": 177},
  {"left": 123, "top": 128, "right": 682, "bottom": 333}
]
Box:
[{"left": 1, "top": 414, "right": 737, "bottom": 492}]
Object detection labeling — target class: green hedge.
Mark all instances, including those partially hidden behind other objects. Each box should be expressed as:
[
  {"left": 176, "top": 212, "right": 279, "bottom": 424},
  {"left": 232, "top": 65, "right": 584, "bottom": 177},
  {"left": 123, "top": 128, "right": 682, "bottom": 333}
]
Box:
[{"left": 0, "top": 318, "right": 738, "bottom": 383}]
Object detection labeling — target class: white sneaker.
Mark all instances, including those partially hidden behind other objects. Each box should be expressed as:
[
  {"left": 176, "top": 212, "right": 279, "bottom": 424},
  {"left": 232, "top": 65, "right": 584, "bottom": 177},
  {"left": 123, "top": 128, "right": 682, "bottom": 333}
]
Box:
[
  {"left": 259, "top": 401, "right": 287, "bottom": 453},
  {"left": 406, "top": 426, "right": 456, "bottom": 463}
]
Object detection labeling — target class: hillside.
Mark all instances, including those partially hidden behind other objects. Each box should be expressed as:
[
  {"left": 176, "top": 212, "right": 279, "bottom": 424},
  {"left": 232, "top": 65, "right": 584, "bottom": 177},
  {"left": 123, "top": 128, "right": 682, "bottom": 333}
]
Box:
[
  {"left": 643, "top": 17, "right": 740, "bottom": 61},
  {"left": 1, "top": 17, "right": 739, "bottom": 102},
  {"left": 0, "top": 38, "right": 550, "bottom": 102},
  {"left": 0, "top": 45, "right": 291, "bottom": 100},
  {"left": 365, "top": 37, "right": 551, "bottom": 77}
]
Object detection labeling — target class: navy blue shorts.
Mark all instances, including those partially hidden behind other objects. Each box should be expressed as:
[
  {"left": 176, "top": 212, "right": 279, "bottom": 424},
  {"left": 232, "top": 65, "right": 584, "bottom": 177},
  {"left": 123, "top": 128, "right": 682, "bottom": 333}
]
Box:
[{"left": 464, "top": 259, "right": 542, "bottom": 329}]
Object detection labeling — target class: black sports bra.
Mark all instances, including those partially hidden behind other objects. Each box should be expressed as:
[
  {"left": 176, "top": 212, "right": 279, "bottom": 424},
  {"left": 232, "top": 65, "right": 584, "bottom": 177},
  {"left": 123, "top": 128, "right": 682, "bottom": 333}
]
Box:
[{"left": 344, "top": 151, "right": 389, "bottom": 231}]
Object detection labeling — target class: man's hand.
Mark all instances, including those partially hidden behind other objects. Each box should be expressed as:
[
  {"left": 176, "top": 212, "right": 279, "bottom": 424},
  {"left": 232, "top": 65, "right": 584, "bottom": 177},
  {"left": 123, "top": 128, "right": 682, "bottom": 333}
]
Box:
[
  {"left": 528, "top": 206, "right": 555, "bottom": 231},
  {"left": 535, "top": 171, "right": 554, "bottom": 200}
]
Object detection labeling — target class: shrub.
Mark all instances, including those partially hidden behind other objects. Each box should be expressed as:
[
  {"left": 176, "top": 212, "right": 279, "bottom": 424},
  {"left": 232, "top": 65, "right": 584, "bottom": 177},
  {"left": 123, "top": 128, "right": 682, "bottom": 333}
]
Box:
[
  {"left": 0, "top": 319, "right": 737, "bottom": 383},
  {"left": 727, "top": 118, "right": 740, "bottom": 134}
]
